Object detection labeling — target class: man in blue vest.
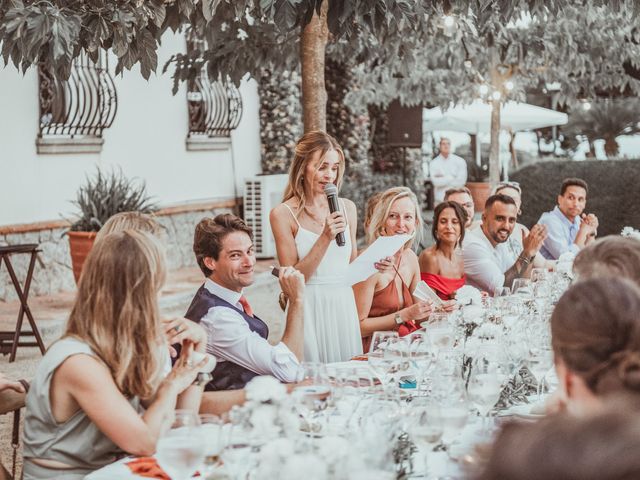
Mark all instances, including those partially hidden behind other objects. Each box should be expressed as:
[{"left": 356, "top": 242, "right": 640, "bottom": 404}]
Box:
[{"left": 186, "top": 214, "right": 305, "bottom": 393}]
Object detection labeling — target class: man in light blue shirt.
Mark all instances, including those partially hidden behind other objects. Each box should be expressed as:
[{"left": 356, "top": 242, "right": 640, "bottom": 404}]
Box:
[{"left": 538, "top": 178, "right": 599, "bottom": 260}]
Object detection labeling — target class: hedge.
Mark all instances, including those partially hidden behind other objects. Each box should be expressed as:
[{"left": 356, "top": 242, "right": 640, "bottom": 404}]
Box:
[{"left": 511, "top": 159, "right": 640, "bottom": 237}]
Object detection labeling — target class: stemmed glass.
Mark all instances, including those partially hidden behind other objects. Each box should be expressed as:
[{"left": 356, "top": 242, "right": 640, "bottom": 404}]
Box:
[
  {"left": 368, "top": 332, "right": 400, "bottom": 389},
  {"left": 407, "top": 332, "right": 435, "bottom": 393},
  {"left": 220, "top": 423, "right": 253, "bottom": 480},
  {"left": 406, "top": 399, "right": 444, "bottom": 478},
  {"left": 370, "top": 331, "right": 400, "bottom": 352},
  {"left": 525, "top": 344, "right": 554, "bottom": 401},
  {"left": 199, "top": 414, "right": 224, "bottom": 477},
  {"left": 437, "top": 383, "right": 469, "bottom": 449},
  {"left": 467, "top": 349, "right": 505, "bottom": 431},
  {"left": 511, "top": 278, "right": 532, "bottom": 298},
  {"left": 294, "top": 362, "right": 331, "bottom": 433},
  {"left": 156, "top": 410, "right": 205, "bottom": 480}
]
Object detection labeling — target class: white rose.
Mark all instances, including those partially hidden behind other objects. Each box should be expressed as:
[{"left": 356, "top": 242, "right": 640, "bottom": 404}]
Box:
[{"left": 245, "top": 375, "right": 287, "bottom": 403}]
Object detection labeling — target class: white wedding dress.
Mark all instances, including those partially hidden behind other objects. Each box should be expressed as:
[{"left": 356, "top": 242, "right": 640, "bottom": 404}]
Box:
[{"left": 283, "top": 204, "right": 363, "bottom": 363}]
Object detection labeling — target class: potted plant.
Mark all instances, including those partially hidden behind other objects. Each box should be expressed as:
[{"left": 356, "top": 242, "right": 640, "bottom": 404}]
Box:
[
  {"left": 465, "top": 158, "right": 491, "bottom": 212},
  {"left": 67, "top": 168, "right": 156, "bottom": 283}
]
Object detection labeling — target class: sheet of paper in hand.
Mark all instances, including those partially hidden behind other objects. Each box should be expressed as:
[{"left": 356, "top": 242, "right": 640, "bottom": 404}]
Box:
[
  {"left": 345, "top": 234, "right": 412, "bottom": 286},
  {"left": 413, "top": 280, "right": 444, "bottom": 307}
]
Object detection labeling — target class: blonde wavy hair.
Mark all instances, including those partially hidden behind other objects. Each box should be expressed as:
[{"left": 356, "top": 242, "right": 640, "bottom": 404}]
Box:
[
  {"left": 366, "top": 186, "right": 423, "bottom": 248},
  {"left": 282, "top": 130, "right": 346, "bottom": 213},
  {"left": 95, "top": 212, "right": 163, "bottom": 243},
  {"left": 65, "top": 230, "right": 167, "bottom": 399}
]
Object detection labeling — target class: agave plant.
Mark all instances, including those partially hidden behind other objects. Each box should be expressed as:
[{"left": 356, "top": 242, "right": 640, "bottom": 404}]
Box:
[{"left": 69, "top": 168, "right": 156, "bottom": 232}]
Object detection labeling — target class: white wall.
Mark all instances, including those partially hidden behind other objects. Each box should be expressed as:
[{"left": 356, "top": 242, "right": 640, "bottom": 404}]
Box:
[{"left": 0, "top": 32, "right": 261, "bottom": 226}]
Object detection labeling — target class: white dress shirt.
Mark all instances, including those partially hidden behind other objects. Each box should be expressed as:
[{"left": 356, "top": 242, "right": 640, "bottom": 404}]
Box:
[
  {"left": 200, "top": 279, "right": 302, "bottom": 383},
  {"left": 430, "top": 153, "right": 468, "bottom": 203},
  {"left": 538, "top": 206, "right": 582, "bottom": 260},
  {"left": 462, "top": 227, "right": 515, "bottom": 295}
]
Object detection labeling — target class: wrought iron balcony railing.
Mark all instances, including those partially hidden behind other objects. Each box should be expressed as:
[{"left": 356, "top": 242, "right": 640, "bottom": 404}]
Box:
[
  {"left": 37, "top": 53, "right": 117, "bottom": 152},
  {"left": 187, "top": 73, "right": 243, "bottom": 139}
]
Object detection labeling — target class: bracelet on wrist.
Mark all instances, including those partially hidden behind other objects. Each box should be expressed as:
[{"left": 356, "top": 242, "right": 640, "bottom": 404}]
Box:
[{"left": 519, "top": 253, "right": 533, "bottom": 265}]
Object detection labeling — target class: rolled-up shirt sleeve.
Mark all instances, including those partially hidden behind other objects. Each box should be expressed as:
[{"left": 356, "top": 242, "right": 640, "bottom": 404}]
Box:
[
  {"left": 201, "top": 307, "right": 302, "bottom": 383},
  {"left": 463, "top": 242, "right": 505, "bottom": 295},
  {"left": 538, "top": 216, "right": 581, "bottom": 260}
]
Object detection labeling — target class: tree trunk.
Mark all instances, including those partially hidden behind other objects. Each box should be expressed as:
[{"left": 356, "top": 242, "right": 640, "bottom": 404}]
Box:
[
  {"left": 489, "top": 98, "right": 501, "bottom": 185},
  {"left": 300, "top": 0, "right": 329, "bottom": 132},
  {"left": 509, "top": 131, "right": 518, "bottom": 171},
  {"left": 604, "top": 136, "right": 619, "bottom": 158},
  {"left": 489, "top": 50, "right": 501, "bottom": 185}
]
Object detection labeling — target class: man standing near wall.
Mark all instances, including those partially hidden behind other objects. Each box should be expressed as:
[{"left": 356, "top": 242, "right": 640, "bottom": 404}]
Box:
[{"left": 430, "top": 137, "right": 468, "bottom": 205}]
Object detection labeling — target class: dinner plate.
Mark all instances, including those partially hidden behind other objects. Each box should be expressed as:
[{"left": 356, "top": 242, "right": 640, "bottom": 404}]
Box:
[{"left": 499, "top": 403, "right": 545, "bottom": 420}]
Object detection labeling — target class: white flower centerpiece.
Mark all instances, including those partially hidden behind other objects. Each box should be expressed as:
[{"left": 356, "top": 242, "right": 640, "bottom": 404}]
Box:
[
  {"left": 230, "top": 375, "right": 299, "bottom": 441},
  {"left": 622, "top": 226, "right": 640, "bottom": 241}
]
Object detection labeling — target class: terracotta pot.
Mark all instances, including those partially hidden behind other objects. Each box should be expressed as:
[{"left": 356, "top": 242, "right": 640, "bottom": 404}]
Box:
[
  {"left": 466, "top": 182, "right": 492, "bottom": 212},
  {"left": 68, "top": 231, "right": 97, "bottom": 284}
]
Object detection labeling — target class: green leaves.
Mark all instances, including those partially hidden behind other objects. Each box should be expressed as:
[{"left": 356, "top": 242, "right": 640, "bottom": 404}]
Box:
[{"left": 70, "top": 168, "right": 157, "bottom": 233}]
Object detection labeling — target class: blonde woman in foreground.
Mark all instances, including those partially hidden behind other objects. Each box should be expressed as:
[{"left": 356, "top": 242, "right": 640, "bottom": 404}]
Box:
[{"left": 22, "top": 231, "right": 206, "bottom": 479}]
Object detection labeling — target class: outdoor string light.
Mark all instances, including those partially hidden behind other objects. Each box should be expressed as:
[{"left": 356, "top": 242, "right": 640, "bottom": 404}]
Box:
[
  {"left": 504, "top": 81, "right": 514, "bottom": 91},
  {"left": 491, "top": 90, "right": 502, "bottom": 101},
  {"left": 582, "top": 101, "right": 592, "bottom": 111}
]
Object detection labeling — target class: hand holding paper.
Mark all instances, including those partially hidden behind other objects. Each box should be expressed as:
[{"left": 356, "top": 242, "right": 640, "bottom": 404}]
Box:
[{"left": 346, "top": 234, "right": 412, "bottom": 286}]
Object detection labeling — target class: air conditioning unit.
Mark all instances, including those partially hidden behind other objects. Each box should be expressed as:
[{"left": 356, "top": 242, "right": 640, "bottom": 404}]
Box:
[{"left": 243, "top": 174, "right": 289, "bottom": 258}]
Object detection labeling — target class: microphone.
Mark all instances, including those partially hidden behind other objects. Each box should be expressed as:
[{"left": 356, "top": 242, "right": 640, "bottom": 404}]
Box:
[{"left": 324, "top": 183, "right": 345, "bottom": 247}]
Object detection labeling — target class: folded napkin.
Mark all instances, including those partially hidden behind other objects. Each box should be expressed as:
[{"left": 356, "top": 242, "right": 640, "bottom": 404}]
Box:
[{"left": 126, "top": 457, "right": 170, "bottom": 480}]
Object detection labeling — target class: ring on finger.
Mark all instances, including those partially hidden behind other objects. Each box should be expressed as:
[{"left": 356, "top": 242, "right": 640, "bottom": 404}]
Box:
[{"left": 173, "top": 325, "right": 181, "bottom": 334}]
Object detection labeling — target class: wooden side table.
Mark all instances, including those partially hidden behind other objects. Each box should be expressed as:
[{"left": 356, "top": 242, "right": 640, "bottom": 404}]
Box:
[{"left": 0, "top": 244, "right": 46, "bottom": 362}]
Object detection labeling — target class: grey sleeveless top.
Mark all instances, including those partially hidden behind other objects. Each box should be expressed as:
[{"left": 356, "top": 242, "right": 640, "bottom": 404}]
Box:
[{"left": 23, "top": 337, "right": 142, "bottom": 478}]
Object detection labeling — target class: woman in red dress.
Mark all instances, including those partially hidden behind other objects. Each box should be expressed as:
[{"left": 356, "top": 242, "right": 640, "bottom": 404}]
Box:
[{"left": 419, "top": 201, "right": 467, "bottom": 300}]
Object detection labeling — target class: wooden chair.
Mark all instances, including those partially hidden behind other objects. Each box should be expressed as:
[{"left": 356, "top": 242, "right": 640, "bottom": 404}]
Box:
[{"left": 0, "top": 380, "right": 29, "bottom": 480}]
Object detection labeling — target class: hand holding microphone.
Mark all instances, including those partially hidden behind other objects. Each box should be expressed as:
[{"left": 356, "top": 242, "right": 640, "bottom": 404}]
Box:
[{"left": 323, "top": 183, "right": 346, "bottom": 247}]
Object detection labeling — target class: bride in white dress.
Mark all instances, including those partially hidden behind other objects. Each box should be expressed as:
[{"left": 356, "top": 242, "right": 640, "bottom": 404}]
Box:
[{"left": 270, "top": 131, "right": 363, "bottom": 363}]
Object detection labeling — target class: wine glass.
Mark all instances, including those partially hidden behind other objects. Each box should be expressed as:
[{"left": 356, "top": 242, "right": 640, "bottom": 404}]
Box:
[
  {"left": 427, "top": 322, "right": 455, "bottom": 351},
  {"left": 199, "top": 414, "right": 224, "bottom": 476},
  {"left": 467, "top": 358, "right": 503, "bottom": 432},
  {"left": 494, "top": 286, "right": 511, "bottom": 298},
  {"left": 220, "top": 429, "right": 253, "bottom": 480},
  {"left": 438, "top": 385, "right": 469, "bottom": 448},
  {"left": 512, "top": 278, "right": 532, "bottom": 298},
  {"left": 370, "top": 331, "right": 400, "bottom": 353},
  {"left": 295, "top": 362, "right": 331, "bottom": 432},
  {"left": 525, "top": 345, "right": 554, "bottom": 401},
  {"left": 406, "top": 399, "right": 444, "bottom": 477},
  {"left": 407, "top": 332, "right": 435, "bottom": 392},
  {"left": 530, "top": 268, "right": 548, "bottom": 283},
  {"left": 156, "top": 410, "right": 205, "bottom": 480}
]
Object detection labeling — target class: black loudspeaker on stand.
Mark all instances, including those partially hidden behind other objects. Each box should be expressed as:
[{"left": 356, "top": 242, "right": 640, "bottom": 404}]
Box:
[{"left": 386, "top": 100, "right": 423, "bottom": 186}]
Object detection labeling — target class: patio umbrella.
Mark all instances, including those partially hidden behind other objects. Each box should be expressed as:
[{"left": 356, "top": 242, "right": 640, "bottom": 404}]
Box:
[{"left": 423, "top": 100, "right": 569, "bottom": 166}]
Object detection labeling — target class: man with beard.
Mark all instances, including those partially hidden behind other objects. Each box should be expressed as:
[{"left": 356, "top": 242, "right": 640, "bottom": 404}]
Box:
[
  {"left": 462, "top": 194, "right": 548, "bottom": 295},
  {"left": 538, "top": 178, "right": 598, "bottom": 260}
]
